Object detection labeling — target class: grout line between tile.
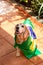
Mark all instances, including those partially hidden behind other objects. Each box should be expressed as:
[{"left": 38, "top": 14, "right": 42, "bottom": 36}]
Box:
[
  {"left": 0, "top": 35, "right": 14, "bottom": 47},
  {"left": 29, "top": 58, "right": 43, "bottom": 65},
  {"left": 1, "top": 50, "right": 16, "bottom": 58}
]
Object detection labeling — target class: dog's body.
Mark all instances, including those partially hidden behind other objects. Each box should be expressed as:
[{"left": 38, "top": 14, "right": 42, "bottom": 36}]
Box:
[{"left": 14, "top": 23, "right": 37, "bottom": 58}]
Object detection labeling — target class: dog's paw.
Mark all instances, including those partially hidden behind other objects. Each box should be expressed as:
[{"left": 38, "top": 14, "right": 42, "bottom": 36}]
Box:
[{"left": 16, "top": 53, "right": 20, "bottom": 57}]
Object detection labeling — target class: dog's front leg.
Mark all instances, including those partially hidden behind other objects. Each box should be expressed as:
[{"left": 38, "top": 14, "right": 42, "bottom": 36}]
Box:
[{"left": 16, "top": 47, "right": 20, "bottom": 56}]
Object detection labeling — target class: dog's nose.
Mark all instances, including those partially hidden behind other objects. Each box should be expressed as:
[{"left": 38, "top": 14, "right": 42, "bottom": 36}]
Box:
[
  {"left": 16, "top": 26, "right": 19, "bottom": 29},
  {"left": 16, "top": 26, "right": 19, "bottom": 32}
]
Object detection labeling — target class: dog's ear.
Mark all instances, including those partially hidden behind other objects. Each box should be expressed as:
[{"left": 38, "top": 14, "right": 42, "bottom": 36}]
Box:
[{"left": 24, "top": 27, "right": 30, "bottom": 41}]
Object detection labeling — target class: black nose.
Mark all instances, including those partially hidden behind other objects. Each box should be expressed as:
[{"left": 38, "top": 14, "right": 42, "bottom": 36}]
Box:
[
  {"left": 16, "top": 27, "right": 19, "bottom": 30},
  {"left": 16, "top": 26, "right": 19, "bottom": 32}
]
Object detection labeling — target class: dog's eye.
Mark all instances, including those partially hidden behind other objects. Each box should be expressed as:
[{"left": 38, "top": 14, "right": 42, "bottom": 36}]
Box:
[{"left": 22, "top": 25, "right": 24, "bottom": 27}]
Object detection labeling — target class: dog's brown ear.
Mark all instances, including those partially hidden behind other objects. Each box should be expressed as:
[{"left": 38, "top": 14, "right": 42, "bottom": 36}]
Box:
[{"left": 24, "top": 27, "right": 30, "bottom": 41}]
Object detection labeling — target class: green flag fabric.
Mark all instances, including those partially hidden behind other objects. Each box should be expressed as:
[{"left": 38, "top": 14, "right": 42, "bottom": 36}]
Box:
[{"left": 23, "top": 18, "right": 34, "bottom": 29}]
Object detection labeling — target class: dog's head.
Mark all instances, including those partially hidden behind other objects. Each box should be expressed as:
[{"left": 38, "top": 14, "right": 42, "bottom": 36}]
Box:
[{"left": 15, "top": 23, "right": 30, "bottom": 44}]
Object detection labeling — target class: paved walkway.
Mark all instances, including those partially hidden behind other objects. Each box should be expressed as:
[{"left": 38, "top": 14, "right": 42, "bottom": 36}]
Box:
[{"left": 0, "top": 0, "right": 43, "bottom": 65}]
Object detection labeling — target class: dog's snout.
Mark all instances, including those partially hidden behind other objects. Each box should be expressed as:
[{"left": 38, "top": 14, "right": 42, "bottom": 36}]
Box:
[
  {"left": 16, "top": 26, "right": 19, "bottom": 33},
  {"left": 16, "top": 27, "right": 19, "bottom": 30}
]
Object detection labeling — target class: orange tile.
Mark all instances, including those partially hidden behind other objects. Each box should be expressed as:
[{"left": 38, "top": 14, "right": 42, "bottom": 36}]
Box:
[
  {"left": 0, "top": 15, "right": 7, "bottom": 24},
  {"left": 11, "top": 15, "right": 23, "bottom": 21},
  {"left": 1, "top": 51, "right": 34, "bottom": 65},
  {"left": 30, "top": 17, "right": 43, "bottom": 27},
  {"left": 0, "top": 62, "right": 2, "bottom": 65},
  {"left": 1, "top": 22, "right": 15, "bottom": 45},
  {"left": 38, "top": 54, "right": 43, "bottom": 60},
  {"left": 0, "top": 38, "right": 15, "bottom": 57},
  {"left": 4, "top": 34, "right": 15, "bottom": 46},
  {"left": 36, "top": 39, "right": 43, "bottom": 53},
  {"left": 21, "top": 60, "right": 34, "bottom": 65},
  {"left": 0, "top": 27, "right": 9, "bottom": 37},
  {"left": 37, "top": 62, "right": 43, "bottom": 65},
  {"left": 0, "top": 35, "right": 3, "bottom": 39},
  {"left": 0, "top": 57, "right": 2, "bottom": 65},
  {"left": 33, "top": 24, "right": 43, "bottom": 39},
  {"left": 12, "top": 19, "right": 25, "bottom": 25},
  {"left": 1, "top": 21, "right": 15, "bottom": 37},
  {"left": 30, "top": 54, "right": 43, "bottom": 65},
  {"left": 0, "top": 17, "right": 3, "bottom": 22}
]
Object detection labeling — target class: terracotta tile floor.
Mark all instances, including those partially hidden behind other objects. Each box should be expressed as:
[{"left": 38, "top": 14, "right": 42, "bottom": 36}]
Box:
[{"left": 0, "top": 0, "right": 43, "bottom": 65}]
